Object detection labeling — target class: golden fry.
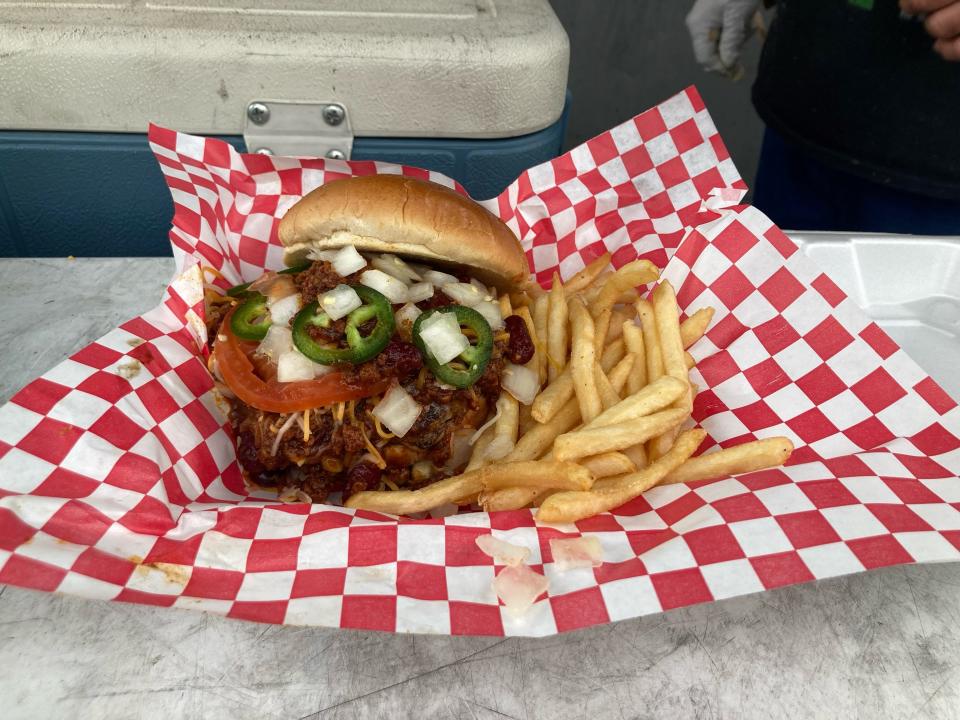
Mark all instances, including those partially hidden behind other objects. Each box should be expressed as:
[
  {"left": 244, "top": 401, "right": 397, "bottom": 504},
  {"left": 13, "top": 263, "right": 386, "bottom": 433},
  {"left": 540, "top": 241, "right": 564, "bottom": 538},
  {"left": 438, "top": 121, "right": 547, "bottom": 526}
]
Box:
[
  {"left": 569, "top": 298, "right": 602, "bottom": 423},
  {"left": 593, "top": 307, "right": 613, "bottom": 355},
  {"left": 588, "top": 376, "right": 687, "bottom": 430},
  {"left": 530, "top": 339, "right": 625, "bottom": 424},
  {"left": 486, "top": 393, "right": 520, "bottom": 461},
  {"left": 604, "top": 308, "right": 631, "bottom": 343},
  {"left": 466, "top": 425, "right": 496, "bottom": 472},
  {"left": 580, "top": 451, "right": 635, "bottom": 478},
  {"left": 506, "top": 398, "right": 581, "bottom": 462},
  {"left": 594, "top": 365, "right": 620, "bottom": 410},
  {"left": 547, "top": 273, "right": 568, "bottom": 382},
  {"left": 652, "top": 281, "right": 690, "bottom": 410},
  {"left": 606, "top": 353, "right": 636, "bottom": 395},
  {"left": 480, "top": 486, "right": 541, "bottom": 512},
  {"left": 518, "top": 403, "right": 538, "bottom": 436},
  {"left": 589, "top": 259, "right": 660, "bottom": 316},
  {"left": 623, "top": 442, "right": 648, "bottom": 471},
  {"left": 498, "top": 293, "right": 513, "bottom": 318},
  {"left": 685, "top": 351, "right": 695, "bottom": 370},
  {"left": 662, "top": 437, "right": 794, "bottom": 485},
  {"left": 680, "top": 307, "right": 715, "bottom": 349},
  {"left": 533, "top": 293, "right": 550, "bottom": 383},
  {"left": 622, "top": 322, "right": 648, "bottom": 395},
  {"left": 563, "top": 252, "right": 612, "bottom": 294},
  {"left": 553, "top": 407, "right": 688, "bottom": 461},
  {"left": 636, "top": 299, "right": 664, "bottom": 384}
]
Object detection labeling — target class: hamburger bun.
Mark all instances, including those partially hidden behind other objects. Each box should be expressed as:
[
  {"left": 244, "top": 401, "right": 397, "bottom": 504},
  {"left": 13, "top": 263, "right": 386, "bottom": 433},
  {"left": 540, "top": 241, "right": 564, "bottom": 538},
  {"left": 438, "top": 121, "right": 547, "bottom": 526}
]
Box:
[{"left": 279, "top": 175, "right": 528, "bottom": 290}]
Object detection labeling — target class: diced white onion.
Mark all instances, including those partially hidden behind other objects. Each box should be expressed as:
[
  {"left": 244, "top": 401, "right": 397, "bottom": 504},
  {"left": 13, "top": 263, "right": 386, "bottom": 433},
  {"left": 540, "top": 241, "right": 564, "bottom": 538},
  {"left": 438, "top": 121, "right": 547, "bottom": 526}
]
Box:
[
  {"left": 470, "top": 277, "right": 495, "bottom": 300},
  {"left": 360, "top": 269, "right": 409, "bottom": 303},
  {"left": 475, "top": 535, "right": 530, "bottom": 566},
  {"left": 418, "top": 311, "right": 469, "bottom": 365},
  {"left": 412, "top": 460, "right": 434, "bottom": 483},
  {"left": 468, "top": 405, "right": 501, "bottom": 445},
  {"left": 501, "top": 363, "right": 540, "bottom": 405},
  {"left": 550, "top": 537, "right": 603, "bottom": 571},
  {"left": 267, "top": 293, "right": 302, "bottom": 327},
  {"left": 394, "top": 303, "right": 422, "bottom": 342},
  {"left": 492, "top": 565, "right": 549, "bottom": 616},
  {"left": 473, "top": 300, "right": 503, "bottom": 330},
  {"left": 255, "top": 325, "right": 294, "bottom": 361},
  {"left": 270, "top": 413, "right": 300, "bottom": 457},
  {"left": 265, "top": 275, "right": 297, "bottom": 303},
  {"left": 441, "top": 282, "right": 485, "bottom": 307},
  {"left": 370, "top": 253, "right": 422, "bottom": 284},
  {"left": 372, "top": 384, "right": 422, "bottom": 438},
  {"left": 277, "top": 349, "right": 321, "bottom": 383},
  {"left": 423, "top": 269, "right": 459, "bottom": 286},
  {"left": 406, "top": 282, "right": 434, "bottom": 304},
  {"left": 319, "top": 284, "right": 362, "bottom": 321},
  {"left": 445, "top": 429, "right": 474, "bottom": 472},
  {"left": 309, "top": 245, "right": 367, "bottom": 276}
]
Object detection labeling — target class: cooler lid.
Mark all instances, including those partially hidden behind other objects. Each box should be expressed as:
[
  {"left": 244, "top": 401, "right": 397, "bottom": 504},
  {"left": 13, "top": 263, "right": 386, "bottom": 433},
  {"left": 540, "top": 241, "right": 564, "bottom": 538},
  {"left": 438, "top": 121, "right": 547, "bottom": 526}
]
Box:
[{"left": 0, "top": 0, "right": 569, "bottom": 139}]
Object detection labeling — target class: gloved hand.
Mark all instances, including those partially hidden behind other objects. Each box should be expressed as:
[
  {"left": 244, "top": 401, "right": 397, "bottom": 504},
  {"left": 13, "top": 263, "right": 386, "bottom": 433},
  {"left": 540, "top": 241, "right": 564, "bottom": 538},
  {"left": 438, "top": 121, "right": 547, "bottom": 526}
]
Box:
[
  {"left": 901, "top": 0, "right": 960, "bottom": 60},
  {"left": 686, "top": 0, "right": 764, "bottom": 77}
]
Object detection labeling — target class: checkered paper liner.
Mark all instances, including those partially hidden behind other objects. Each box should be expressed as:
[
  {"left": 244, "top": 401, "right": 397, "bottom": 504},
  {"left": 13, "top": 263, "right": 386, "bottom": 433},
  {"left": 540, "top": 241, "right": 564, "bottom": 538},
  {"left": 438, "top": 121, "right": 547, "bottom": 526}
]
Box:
[{"left": 1, "top": 87, "right": 959, "bottom": 637}]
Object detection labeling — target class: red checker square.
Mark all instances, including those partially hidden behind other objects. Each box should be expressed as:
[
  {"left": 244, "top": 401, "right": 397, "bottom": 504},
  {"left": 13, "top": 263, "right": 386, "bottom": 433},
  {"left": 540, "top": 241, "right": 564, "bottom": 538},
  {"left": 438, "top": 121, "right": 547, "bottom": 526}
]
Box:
[
  {"left": 709, "top": 133, "right": 730, "bottom": 161},
  {"left": 595, "top": 209, "right": 627, "bottom": 239},
  {"left": 341, "top": 595, "right": 396, "bottom": 632},
  {"left": 144, "top": 533, "right": 203, "bottom": 566},
  {"left": 347, "top": 524, "right": 397, "bottom": 566},
  {"left": 611, "top": 243, "right": 640, "bottom": 267},
  {"left": 277, "top": 167, "right": 302, "bottom": 195},
  {"left": 303, "top": 511, "right": 353, "bottom": 534},
  {"left": 696, "top": 351, "right": 741, "bottom": 389},
  {"left": 708, "top": 312, "right": 749, "bottom": 349},
  {"left": 733, "top": 400, "right": 781, "bottom": 431},
  {"left": 397, "top": 561, "right": 447, "bottom": 601},
  {"left": 0, "top": 507, "right": 38, "bottom": 551},
  {"left": 710, "top": 265, "right": 755, "bottom": 311},
  {"left": 44, "top": 500, "right": 113, "bottom": 546},
  {"left": 88, "top": 407, "right": 146, "bottom": 451},
  {"left": 754, "top": 316, "right": 801, "bottom": 356},
  {"left": 684, "top": 524, "right": 745, "bottom": 565},
  {"left": 811, "top": 273, "right": 847, "bottom": 308},
  {"left": 743, "top": 357, "right": 792, "bottom": 397},
  {"left": 575, "top": 513, "right": 630, "bottom": 533},
  {"left": 72, "top": 547, "right": 135, "bottom": 586},
  {"left": 136, "top": 380, "right": 182, "bottom": 424},
  {"left": 750, "top": 551, "right": 814, "bottom": 589},
  {"left": 647, "top": 192, "right": 683, "bottom": 222},
  {"left": 674, "top": 231, "right": 709, "bottom": 272},
  {"left": 550, "top": 155, "right": 577, "bottom": 185},
  {"left": 128, "top": 342, "right": 173, "bottom": 376},
  {"left": 845, "top": 416, "right": 897, "bottom": 453},
  {"left": 34, "top": 467, "right": 100, "bottom": 498},
  {"left": 693, "top": 388, "right": 726, "bottom": 419},
  {"left": 884, "top": 476, "right": 944, "bottom": 503},
  {"left": 687, "top": 86, "right": 707, "bottom": 111},
  {"left": 657, "top": 491, "right": 706, "bottom": 527},
  {"left": 12, "top": 378, "right": 72, "bottom": 415},
  {"left": 175, "top": 360, "right": 215, "bottom": 399},
  {"left": 669, "top": 118, "right": 704, "bottom": 155},
  {"left": 228, "top": 600, "right": 289, "bottom": 625},
  {"left": 796, "top": 363, "right": 848, "bottom": 405},
  {"left": 445, "top": 526, "right": 494, "bottom": 566},
  {"left": 713, "top": 221, "right": 760, "bottom": 263},
  {"left": 594, "top": 557, "right": 647, "bottom": 584},
  {"left": 573, "top": 196, "right": 598, "bottom": 226},
  {"left": 214, "top": 508, "right": 263, "bottom": 538},
  {"left": 788, "top": 407, "right": 837, "bottom": 444},
  {"left": 556, "top": 233, "right": 577, "bottom": 262},
  {"left": 551, "top": 586, "right": 610, "bottom": 633},
  {"left": 17, "top": 417, "right": 84, "bottom": 466},
  {"left": 712, "top": 492, "right": 770, "bottom": 522},
  {"left": 859, "top": 323, "right": 899, "bottom": 360},
  {"left": 450, "top": 601, "right": 504, "bottom": 636},
  {"left": 867, "top": 504, "right": 933, "bottom": 533},
  {"left": 846, "top": 535, "right": 914, "bottom": 569},
  {"left": 941, "top": 531, "right": 960, "bottom": 553},
  {"left": 738, "top": 468, "right": 792, "bottom": 491},
  {"left": 586, "top": 133, "right": 619, "bottom": 165},
  {"left": 804, "top": 317, "right": 854, "bottom": 361},
  {"left": 691, "top": 167, "right": 725, "bottom": 199},
  {"left": 237, "top": 238, "right": 268, "bottom": 268},
  {"left": 0, "top": 554, "right": 66, "bottom": 591},
  {"left": 910, "top": 423, "right": 960, "bottom": 455},
  {"left": 120, "top": 317, "right": 165, "bottom": 341},
  {"left": 71, "top": 343, "right": 123, "bottom": 370},
  {"left": 240, "top": 152, "right": 278, "bottom": 174},
  {"left": 539, "top": 186, "right": 573, "bottom": 212},
  {"left": 776, "top": 510, "right": 841, "bottom": 549},
  {"left": 634, "top": 107, "right": 668, "bottom": 141},
  {"left": 183, "top": 443, "right": 220, "bottom": 485},
  {"left": 896, "top": 455, "right": 952, "bottom": 480},
  {"left": 104, "top": 452, "right": 160, "bottom": 493},
  {"left": 489, "top": 510, "right": 536, "bottom": 531},
  {"left": 181, "top": 400, "right": 222, "bottom": 440},
  {"left": 291, "top": 568, "right": 346, "bottom": 598},
  {"left": 800, "top": 479, "right": 859, "bottom": 509},
  {"left": 823, "top": 455, "right": 872, "bottom": 478},
  {"left": 626, "top": 529, "right": 676, "bottom": 557},
  {"left": 118, "top": 495, "right": 177, "bottom": 535},
  {"left": 115, "top": 587, "right": 179, "bottom": 607},
  {"left": 759, "top": 267, "right": 806, "bottom": 313},
  {"left": 75, "top": 371, "right": 133, "bottom": 404},
  {"left": 183, "top": 567, "right": 245, "bottom": 600},
  {"left": 851, "top": 368, "right": 907, "bottom": 414},
  {"left": 580, "top": 167, "right": 611, "bottom": 196},
  {"left": 651, "top": 567, "right": 713, "bottom": 611},
  {"left": 764, "top": 225, "right": 798, "bottom": 259},
  {"left": 656, "top": 156, "right": 691, "bottom": 188},
  {"left": 914, "top": 378, "right": 957, "bottom": 415}
]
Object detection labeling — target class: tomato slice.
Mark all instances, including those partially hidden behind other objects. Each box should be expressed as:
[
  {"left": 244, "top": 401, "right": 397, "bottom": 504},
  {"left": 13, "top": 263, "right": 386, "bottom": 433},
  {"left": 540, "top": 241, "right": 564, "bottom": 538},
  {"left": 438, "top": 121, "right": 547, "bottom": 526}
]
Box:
[{"left": 212, "top": 308, "right": 386, "bottom": 413}]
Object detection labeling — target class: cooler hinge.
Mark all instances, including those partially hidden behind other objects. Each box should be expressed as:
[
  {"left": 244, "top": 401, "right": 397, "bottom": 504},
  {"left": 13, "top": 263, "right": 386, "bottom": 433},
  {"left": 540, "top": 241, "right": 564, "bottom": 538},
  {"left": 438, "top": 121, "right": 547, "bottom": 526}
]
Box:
[{"left": 243, "top": 101, "right": 354, "bottom": 159}]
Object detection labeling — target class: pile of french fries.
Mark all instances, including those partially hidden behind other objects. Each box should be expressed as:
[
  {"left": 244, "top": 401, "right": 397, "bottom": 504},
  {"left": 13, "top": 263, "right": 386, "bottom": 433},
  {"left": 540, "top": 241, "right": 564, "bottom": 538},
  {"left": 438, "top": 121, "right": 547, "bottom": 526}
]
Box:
[{"left": 346, "top": 253, "right": 794, "bottom": 523}]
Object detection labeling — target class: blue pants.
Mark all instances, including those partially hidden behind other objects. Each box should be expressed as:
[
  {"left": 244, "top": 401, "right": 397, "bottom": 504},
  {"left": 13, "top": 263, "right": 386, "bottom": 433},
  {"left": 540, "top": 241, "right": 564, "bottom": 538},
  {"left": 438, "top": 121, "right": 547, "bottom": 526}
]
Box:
[{"left": 752, "top": 129, "right": 960, "bottom": 235}]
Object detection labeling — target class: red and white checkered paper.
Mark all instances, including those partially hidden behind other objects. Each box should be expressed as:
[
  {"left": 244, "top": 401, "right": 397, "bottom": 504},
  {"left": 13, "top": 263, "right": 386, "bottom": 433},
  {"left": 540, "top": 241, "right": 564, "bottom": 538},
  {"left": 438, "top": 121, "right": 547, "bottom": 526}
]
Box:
[{"left": 1, "top": 87, "right": 959, "bottom": 636}]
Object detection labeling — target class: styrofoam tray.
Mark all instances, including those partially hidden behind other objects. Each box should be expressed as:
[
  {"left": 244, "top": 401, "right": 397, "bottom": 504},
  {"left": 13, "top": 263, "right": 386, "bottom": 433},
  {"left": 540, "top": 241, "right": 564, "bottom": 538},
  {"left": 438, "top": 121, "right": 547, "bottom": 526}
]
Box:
[{"left": 793, "top": 233, "right": 960, "bottom": 402}]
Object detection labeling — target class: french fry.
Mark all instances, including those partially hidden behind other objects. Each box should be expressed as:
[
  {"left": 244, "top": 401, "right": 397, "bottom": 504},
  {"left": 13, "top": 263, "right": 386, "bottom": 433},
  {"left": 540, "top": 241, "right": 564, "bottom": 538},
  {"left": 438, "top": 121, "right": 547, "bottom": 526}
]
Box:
[
  {"left": 621, "top": 322, "right": 648, "bottom": 395},
  {"left": 480, "top": 486, "right": 540, "bottom": 512},
  {"left": 662, "top": 437, "right": 794, "bottom": 485},
  {"left": 533, "top": 293, "right": 550, "bottom": 383},
  {"left": 498, "top": 293, "right": 513, "bottom": 318},
  {"left": 506, "top": 398, "right": 581, "bottom": 462},
  {"left": 509, "top": 291, "right": 532, "bottom": 309},
  {"left": 466, "top": 425, "right": 496, "bottom": 472},
  {"left": 518, "top": 403, "right": 538, "bottom": 436},
  {"left": 563, "top": 252, "right": 611, "bottom": 294},
  {"left": 569, "top": 298, "right": 602, "bottom": 423},
  {"left": 636, "top": 299, "right": 664, "bottom": 384},
  {"left": 536, "top": 429, "right": 705, "bottom": 523},
  {"left": 685, "top": 351, "right": 695, "bottom": 370},
  {"left": 594, "top": 365, "right": 620, "bottom": 410},
  {"left": 649, "top": 281, "right": 691, "bottom": 460},
  {"left": 587, "top": 376, "right": 687, "bottom": 430},
  {"left": 580, "top": 451, "right": 635, "bottom": 478},
  {"left": 486, "top": 393, "right": 519, "bottom": 460},
  {"left": 680, "top": 307, "right": 715, "bottom": 349},
  {"left": 530, "top": 339, "right": 625, "bottom": 423},
  {"left": 553, "top": 407, "right": 688, "bottom": 461},
  {"left": 547, "top": 273, "right": 568, "bottom": 382},
  {"left": 593, "top": 307, "right": 613, "bottom": 355},
  {"left": 589, "top": 259, "right": 659, "bottom": 314},
  {"left": 605, "top": 308, "right": 631, "bottom": 344},
  {"left": 482, "top": 461, "right": 594, "bottom": 492},
  {"left": 623, "top": 443, "right": 648, "bottom": 471},
  {"left": 606, "top": 353, "right": 635, "bottom": 395}
]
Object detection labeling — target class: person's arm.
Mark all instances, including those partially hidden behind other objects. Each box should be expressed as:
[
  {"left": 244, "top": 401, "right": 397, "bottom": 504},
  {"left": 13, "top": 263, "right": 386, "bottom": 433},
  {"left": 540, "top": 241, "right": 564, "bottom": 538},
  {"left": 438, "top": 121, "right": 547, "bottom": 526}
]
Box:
[
  {"left": 685, "top": 0, "right": 764, "bottom": 77},
  {"left": 901, "top": 0, "right": 960, "bottom": 60}
]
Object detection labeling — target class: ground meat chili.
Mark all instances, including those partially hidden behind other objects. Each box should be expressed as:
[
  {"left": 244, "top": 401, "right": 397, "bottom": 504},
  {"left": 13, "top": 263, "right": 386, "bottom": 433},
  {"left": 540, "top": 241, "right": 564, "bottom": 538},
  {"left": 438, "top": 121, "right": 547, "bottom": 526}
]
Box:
[{"left": 294, "top": 260, "right": 362, "bottom": 304}]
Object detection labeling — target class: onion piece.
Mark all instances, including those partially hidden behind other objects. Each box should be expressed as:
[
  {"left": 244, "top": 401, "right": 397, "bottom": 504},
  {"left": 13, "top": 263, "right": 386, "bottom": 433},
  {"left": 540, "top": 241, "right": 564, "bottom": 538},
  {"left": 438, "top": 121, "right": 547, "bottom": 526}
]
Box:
[
  {"left": 473, "top": 300, "right": 503, "bottom": 330},
  {"left": 255, "top": 325, "right": 294, "bottom": 362},
  {"left": 319, "top": 284, "right": 362, "bottom": 321},
  {"left": 469, "top": 404, "right": 502, "bottom": 445},
  {"left": 441, "top": 282, "right": 486, "bottom": 307},
  {"left": 475, "top": 535, "right": 530, "bottom": 566},
  {"left": 277, "top": 349, "right": 320, "bottom": 382},
  {"left": 470, "top": 277, "right": 495, "bottom": 300},
  {"left": 370, "top": 253, "right": 422, "bottom": 284},
  {"left": 360, "top": 269, "right": 409, "bottom": 303},
  {"left": 406, "top": 282, "right": 434, "bottom": 304},
  {"left": 309, "top": 245, "right": 367, "bottom": 276},
  {"left": 270, "top": 413, "right": 299, "bottom": 457},
  {"left": 418, "top": 311, "right": 469, "bottom": 365},
  {"left": 445, "top": 429, "right": 474, "bottom": 472},
  {"left": 550, "top": 537, "right": 603, "bottom": 571},
  {"left": 394, "top": 303, "right": 422, "bottom": 342},
  {"left": 372, "top": 385, "right": 422, "bottom": 438},
  {"left": 412, "top": 460, "right": 434, "bottom": 483},
  {"left": 501, "top": 363, "right": 540, "bottom": 405},
  {"left": 493, "top": 565, "right": 549, "bottom": 616},
  {"left": 266, "top": 293, "right": 302, "bottom": 327},
  {"left": 423, "top": 269, "right": 459, "bottom": 287}
]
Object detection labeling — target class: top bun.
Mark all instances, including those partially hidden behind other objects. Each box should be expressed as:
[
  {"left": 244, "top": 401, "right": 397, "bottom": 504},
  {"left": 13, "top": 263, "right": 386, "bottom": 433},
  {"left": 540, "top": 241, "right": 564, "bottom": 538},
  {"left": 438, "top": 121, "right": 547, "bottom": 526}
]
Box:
[{"left": 279, "top": 175, "right": 529, "bottom": 290}]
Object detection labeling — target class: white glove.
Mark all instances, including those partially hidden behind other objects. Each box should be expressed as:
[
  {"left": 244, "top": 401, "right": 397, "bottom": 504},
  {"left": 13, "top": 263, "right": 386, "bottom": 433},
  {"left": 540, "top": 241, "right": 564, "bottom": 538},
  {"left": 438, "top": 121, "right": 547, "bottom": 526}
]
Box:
[{"left": 686, "top": 0, "right": 763, "bottom": 76}]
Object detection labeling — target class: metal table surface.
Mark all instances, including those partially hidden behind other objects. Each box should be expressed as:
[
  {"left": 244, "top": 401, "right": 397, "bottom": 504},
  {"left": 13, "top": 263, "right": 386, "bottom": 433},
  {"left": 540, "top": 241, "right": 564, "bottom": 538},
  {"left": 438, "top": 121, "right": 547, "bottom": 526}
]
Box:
[{"left": 1, "top": 257, "right": 959, "bottom": 720}]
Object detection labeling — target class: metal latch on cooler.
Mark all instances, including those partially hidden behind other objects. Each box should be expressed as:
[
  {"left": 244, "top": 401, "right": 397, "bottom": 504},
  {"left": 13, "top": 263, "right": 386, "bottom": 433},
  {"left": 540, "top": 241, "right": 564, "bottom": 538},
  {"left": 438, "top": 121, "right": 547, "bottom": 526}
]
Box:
[{"left": 243, "top": 101, "right": 354, "bottom": 160}]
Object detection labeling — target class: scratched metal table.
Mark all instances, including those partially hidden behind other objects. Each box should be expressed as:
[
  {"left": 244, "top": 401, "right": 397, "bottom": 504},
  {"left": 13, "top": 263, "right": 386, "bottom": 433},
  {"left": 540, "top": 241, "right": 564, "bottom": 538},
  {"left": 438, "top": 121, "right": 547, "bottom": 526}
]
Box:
[{"left": 1, "top": 257, "right": 959, "bottom": 720}]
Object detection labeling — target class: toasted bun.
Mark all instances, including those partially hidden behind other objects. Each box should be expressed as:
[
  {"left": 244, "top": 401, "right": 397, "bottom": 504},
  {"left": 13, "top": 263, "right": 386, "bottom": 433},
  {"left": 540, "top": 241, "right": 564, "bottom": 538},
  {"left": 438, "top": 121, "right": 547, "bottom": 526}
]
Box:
[{"left": 279, "top": 175, "right": 528, "bottom": 290}]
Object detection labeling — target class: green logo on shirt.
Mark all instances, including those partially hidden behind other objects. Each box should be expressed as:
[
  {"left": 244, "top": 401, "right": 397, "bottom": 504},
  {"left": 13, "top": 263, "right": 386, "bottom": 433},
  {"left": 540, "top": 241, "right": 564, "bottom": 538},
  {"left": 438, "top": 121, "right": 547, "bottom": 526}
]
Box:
[{"left": 848, "top": 0, "right": 874, "bottom": 9}]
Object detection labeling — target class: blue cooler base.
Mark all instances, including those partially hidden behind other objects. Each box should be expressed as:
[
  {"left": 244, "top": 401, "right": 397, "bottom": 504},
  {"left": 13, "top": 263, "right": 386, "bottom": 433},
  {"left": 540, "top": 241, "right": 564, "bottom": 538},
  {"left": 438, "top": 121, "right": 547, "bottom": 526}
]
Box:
[{"left": 0, "top": 97, "right": 568, "bottom": 257}]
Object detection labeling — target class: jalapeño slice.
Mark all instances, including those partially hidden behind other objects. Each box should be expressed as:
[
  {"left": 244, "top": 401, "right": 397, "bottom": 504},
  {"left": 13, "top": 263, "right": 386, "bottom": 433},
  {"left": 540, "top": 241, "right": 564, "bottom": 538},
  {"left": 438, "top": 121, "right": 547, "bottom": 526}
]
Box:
[
  {"left": 230, "top": 294, "right": 272, "bottom": 341},
  {"left": 292, "top": 284, "right": 395, "bottom": 365},
  {"left": 412, "top": 305, "right": 493, "bottom": 388}
]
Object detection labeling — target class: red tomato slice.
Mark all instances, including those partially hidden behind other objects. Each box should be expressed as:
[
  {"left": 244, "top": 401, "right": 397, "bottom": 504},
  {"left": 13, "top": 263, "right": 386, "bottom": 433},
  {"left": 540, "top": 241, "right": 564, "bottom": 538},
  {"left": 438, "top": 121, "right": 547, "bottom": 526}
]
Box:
[{"left": 213, "top": 308, "right": 385, "bottom": 413}]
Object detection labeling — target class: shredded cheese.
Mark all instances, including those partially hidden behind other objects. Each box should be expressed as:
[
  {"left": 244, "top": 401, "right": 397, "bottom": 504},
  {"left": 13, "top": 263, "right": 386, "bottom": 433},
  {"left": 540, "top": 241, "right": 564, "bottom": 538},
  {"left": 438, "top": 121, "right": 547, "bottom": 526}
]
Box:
[
  {"left": 347, "top": 400, "right": 357, "bottom": 424},
  {"left": 494, "top": 332, "right": 510, "bottom": 342},
  {"left": 303, "top": 408, "right": 311, "bottom": 443},
  {"left": 334, "top": 402, "right": 345, "bottom": 423},
  {"left": 360, "top": 425, "right": 387, "bottom": 469},
  {"left": 368, "top": 410, "right": 396, "bottom": 440},
  {"left": 383, "top": 477, "right": 400, "bottom": 491},
  {"left": 416, "top": 366, "right": 429, "bottom": 389}
]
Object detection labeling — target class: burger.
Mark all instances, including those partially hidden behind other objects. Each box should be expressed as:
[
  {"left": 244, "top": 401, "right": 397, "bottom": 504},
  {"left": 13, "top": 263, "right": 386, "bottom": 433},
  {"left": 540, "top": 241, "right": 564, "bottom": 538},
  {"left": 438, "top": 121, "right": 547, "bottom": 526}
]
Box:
[{"left": 207, "top": 175, "right": 537, "bottom": 504}]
